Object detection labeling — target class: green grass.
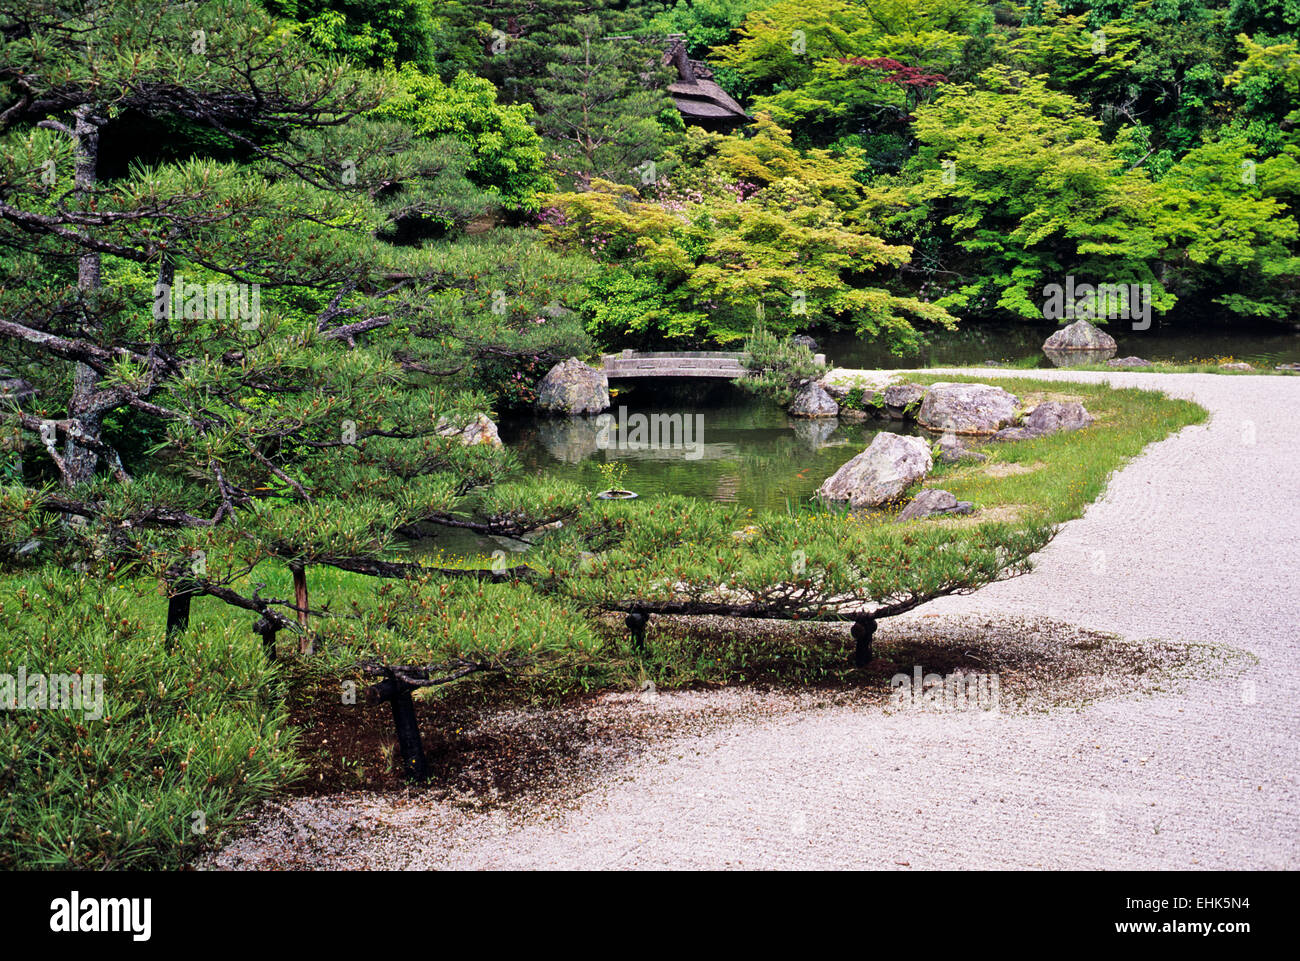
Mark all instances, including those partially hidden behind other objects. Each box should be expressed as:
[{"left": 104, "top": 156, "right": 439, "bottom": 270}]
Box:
[{"left": 0, "top": 375, "right": 1207, "bottom": 868}]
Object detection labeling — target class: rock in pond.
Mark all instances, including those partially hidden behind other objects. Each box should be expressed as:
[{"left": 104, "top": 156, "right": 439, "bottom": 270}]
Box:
[
  {"left": 897, "top": 489, "right": 974, "bottom": 522},
  {"left": 788, "top": 381, "right": 839, "bottom": 418},
  {"left": 1043, "top": 319, "right": 1118, "bottom": 352},
  {"left": 918, "top": 382, "right": 1021, "bottom": 435},
  {"left": 817, "top": 432, "right": 932, "bottom": 509},
  {"left": 535, "top": 358, "right": 610, "bottom": 415}
]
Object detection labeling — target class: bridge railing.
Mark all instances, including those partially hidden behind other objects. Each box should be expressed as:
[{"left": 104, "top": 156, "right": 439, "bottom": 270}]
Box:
[{"left": 600, "top": 349, "right": 826, "bottom": 378}]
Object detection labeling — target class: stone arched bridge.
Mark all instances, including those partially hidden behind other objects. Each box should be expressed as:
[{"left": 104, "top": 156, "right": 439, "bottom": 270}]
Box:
[{"left": 601, "top": 349, "right": 825, "bottom": 380}]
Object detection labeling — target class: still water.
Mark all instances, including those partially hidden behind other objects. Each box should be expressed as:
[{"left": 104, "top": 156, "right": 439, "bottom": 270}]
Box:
[
  {"left": 500, "top": 380, "right": 922, "bottom": 513},
  {"left": 415, "top": 322, "right": 1299, "bottom": 558}
]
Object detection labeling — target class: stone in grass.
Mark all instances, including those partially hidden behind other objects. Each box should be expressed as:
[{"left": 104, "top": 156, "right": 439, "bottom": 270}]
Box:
[
  {"left": 897, "top": 489, "right": 974, "bottom": 523},
  {"left": 935, "top": 432, "right": 988, "bottom": 464},
  {"left": 535, "top": 357, "right": 610, "bottom": 415},
  {"left": 788, "top": 381, "right": 839, "bottom": 418},
  {"left": 1107, "top": 356, "right": 1152, "bottom": 368},
  {"left": 436, "top": 412, "right": 503, "bottom": 448},
  {"left": 918, "top": 382, "right": 1021, "bottom": 435},
  {"left": 1219, "top": 361, "right": 1253, "bottom": 371},
  {"left": 1042, "top": 319, "right": 1118, "bottom": 352},
  {"left": 993, "top": 401, "right": 1094, "bottom": 442},
  {"left": 817, "top": 432, "right": 932, "bottom": 509}
]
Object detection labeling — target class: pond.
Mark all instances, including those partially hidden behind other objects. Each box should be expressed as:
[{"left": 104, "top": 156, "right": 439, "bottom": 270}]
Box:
[
  {"left": 499, "top": 380, "right": 923, "bottom": 513},
  {"left": 412, "top": 320, "right": 1300, "bottom": 561}
]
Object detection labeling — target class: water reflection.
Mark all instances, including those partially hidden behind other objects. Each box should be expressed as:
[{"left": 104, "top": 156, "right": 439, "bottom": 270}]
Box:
[{"left": 499, "top": 381, "right": 924, "bottom": 512}]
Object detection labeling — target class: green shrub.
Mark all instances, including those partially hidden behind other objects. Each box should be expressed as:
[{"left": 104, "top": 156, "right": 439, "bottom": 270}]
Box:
[{"left": 0, "top": 572, "right": 302, "bottom": 869}]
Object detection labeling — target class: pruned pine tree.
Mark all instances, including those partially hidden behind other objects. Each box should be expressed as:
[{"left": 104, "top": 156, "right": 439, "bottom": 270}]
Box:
[
  {"left": 0, "top": 1, "right": 1051, "bottom": 698},
  {"left": 0, "top": 0, "right": 598, "bottom": 680}
]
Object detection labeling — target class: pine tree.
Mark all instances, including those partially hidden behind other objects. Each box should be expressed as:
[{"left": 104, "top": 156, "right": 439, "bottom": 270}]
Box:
[{"left": 532, "top": 14, "right": 673, "bottom": 187}]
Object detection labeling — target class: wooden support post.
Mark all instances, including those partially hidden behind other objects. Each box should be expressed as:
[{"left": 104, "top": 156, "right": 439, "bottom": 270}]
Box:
[
  {"left": 254, "top": 616, "right": 278, "bottom": 661},
  {"left": 626, "top": 608, "right": 649, "bottom": 652},
  {"left": 291, "top": 562, "right": 311, "bottom": 655},
  {"left": 368, "top": 670, "right": 428, "bottom": 781},
  {"left": 165, "top": 581, "right": 195, "bottom": 649},
  {"left": 851, "top": 615, "right": 877, "bottom": 667}
]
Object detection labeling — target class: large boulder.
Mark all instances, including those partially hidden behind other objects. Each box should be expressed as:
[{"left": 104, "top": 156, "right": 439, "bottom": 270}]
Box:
[
  {"left": 788, "top": 381, "right": 839, "bottom": 418},
  {"left": 1043, "top": 319, "right": 1118, "bottom": 352},
  {"left": 535, "top": 358, "right": 610, "bottom": 415},
  {"left": 436, "top": 412, "right": 503, "bottom": 448},
  {"left": 918, "top": 382, "right": 1021, "bottom": 435},
  {"left": 992, "top": 401, "right": 1094, "bottom": 442},
  {"left": 897, "top": 489, "right": 974, "bottom": 523},
  {"left": 817, "top": 432, "right": 932, "bottom": 508},
  {"left": 883, "top": 383, "right": 926, "bottom": 419}
]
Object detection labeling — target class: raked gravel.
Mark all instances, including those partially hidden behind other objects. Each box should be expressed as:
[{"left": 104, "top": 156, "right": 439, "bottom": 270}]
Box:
[{"left": 207, "top": 369, "right": 1300, "bottom": 870}]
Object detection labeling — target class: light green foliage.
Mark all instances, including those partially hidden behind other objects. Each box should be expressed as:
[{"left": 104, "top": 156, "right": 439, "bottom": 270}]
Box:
[
  {"left": 1154, "top": 134, "right": 1300, "bottom": 317},
  {"left": 371, "top": 66, "right": 554, "bottom": 212},
  {"left": 543, "top": 117, "right": 955, "bottom": 347},
  {"left": 905, "top": 67, "right": 1171, "bottom": 318}
]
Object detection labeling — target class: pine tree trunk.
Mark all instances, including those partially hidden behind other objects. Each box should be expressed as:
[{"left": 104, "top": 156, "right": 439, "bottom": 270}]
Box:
[{"left": 63, "top": 105, "right": 103, "bottom": 488}]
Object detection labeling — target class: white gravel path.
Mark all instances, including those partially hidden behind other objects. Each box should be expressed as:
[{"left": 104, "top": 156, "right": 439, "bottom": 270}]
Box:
[{"left": 212, "top": 369, "right": 1300, "bottom": 870}]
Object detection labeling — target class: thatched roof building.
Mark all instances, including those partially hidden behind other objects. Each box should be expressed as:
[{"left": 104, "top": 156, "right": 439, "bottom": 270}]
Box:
[{"left": 663, "top": 38, "right": 748, "bottom": 131}]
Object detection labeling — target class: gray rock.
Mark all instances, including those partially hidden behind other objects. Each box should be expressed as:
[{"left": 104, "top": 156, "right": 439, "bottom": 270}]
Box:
[
  {"left": 1278, "top": 363, "right": 1300, "bottom": 371},
  {"left": 1107, "top": 355, "right": 1152, "bottom": 368},
  {"left": 935, "top": 432, "right": 987, "bottom": 464},
  {"left": 436, "top": 412, "right": 503, "bottom": 448},
  {"left": 535, "top": 358, "right": 610, "bottom": 415},
  {"left": 897, "top": 489, "right": 974, "bottom": 522},
  {"left": 1043, "top": 319, "right": 1118, "bottom": 351},
  {"left": 817, "top": 432, "right": 932, "bottom": 508},
  {"left": 992, "top": 401, "right": 1093, "bottom": 442},
  {"left": 883, "top": 383, "right": 926, "bottom": 419},
  {"left": 788, "top": 381, "right": 839, "bottom": 418},
  {"left": 1219, "top": 362, "right": 1253, "bottom": 371},
  {"left": 790, "top": 334, "right": 819, "bottom": 350},
  {"left": 918, "top": 382, "right": 1021, "bottom": 435},
  {"left": 1026, "top": 400, "right": 1094, "bottom": 433}
]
